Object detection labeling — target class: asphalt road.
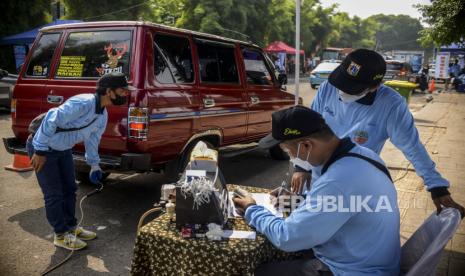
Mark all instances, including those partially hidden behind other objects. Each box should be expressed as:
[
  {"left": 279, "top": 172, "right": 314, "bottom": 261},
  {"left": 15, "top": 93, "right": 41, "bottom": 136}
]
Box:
[{"left": 0, "top": 83, "right": 315, "bottom": 276}]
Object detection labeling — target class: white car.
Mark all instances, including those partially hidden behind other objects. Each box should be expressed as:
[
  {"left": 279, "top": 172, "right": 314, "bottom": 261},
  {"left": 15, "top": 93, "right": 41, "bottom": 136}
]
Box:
[{"left": 309, "top": 62, "right": 340, "bottom": 89}]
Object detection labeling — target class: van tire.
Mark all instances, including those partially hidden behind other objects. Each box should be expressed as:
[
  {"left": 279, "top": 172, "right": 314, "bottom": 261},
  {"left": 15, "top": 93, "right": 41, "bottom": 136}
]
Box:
[
  {"left": 269, "top": 144, "right": 290, "bottom": 160},
  {"left": 164, "top": 140, "right": 215, "bottom": 182},
  {"left": 311, "top": 84, "right": 317, "bottom": 89}
]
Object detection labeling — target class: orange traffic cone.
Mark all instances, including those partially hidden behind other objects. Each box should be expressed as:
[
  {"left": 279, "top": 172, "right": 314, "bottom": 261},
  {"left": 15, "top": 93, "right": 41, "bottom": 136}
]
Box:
[
  {"left": 428, "top": 79, "right": 435, "bottom": 93},
  {"left": 4, "top": 154, "right": 33, "bottom": 172}
]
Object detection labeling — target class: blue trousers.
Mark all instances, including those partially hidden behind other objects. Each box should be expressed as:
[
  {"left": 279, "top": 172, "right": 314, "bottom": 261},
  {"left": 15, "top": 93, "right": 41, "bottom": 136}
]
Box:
[{"left": 27, "top": 137, "right": 77, "bottom": 234}]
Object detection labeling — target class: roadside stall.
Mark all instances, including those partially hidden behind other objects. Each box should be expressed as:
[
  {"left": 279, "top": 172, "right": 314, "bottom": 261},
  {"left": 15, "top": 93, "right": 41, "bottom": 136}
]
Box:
[
  {"left": 131, "top": 142, "right": 302, "bottom": 275},
  {"left": 264, "top": 41, "right": 305, "bottom": 75}
]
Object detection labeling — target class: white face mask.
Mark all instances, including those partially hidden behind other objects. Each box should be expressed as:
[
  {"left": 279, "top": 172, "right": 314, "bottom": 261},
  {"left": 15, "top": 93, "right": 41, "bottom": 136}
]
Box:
[
  {"left": 338, "top": 89, "right": 368, "bottom": 103},
  {"left": 290, "top": 143, "right": 314, "bottom": 171}
]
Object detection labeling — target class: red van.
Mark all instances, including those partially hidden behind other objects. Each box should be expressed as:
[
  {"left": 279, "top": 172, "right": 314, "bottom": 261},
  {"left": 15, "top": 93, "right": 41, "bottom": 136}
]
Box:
[{"left": 3, "top": 21, "right": 295, "bottom": 181}]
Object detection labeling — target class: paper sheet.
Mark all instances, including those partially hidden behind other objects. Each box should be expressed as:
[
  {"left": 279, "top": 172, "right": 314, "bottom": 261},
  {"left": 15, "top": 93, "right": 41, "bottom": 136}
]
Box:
[
  {"left": 229, "top": 192, "right": 283, "bottom": 218},
  {"left": 222, "top": 230, "right": 256, "bottom": 240}
]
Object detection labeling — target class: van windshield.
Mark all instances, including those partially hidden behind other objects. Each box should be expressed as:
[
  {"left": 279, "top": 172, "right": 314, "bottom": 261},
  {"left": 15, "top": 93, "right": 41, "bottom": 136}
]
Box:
[{"left": 56, "top": 30, "right": 132, "bottom": 78}]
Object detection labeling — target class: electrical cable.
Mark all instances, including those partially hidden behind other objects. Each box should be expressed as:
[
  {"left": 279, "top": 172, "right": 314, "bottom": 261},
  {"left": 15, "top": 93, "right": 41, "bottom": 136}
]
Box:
[
  {"left": 40, "top": 182, "right": 103, "bottom": 276},
  {"left": 137, "top": 207, "right": 163, "bottom": 235}
]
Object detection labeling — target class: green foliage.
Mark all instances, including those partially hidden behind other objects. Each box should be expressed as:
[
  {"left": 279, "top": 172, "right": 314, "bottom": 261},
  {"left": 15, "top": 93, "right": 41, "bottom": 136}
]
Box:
[
  {"left": 368, "top": 14, "right": 424, "bottom": 51},
  {"left": 0, "top": 0, "right": 51, "bottom": 72},
  {"left": 63, "top": 0, "right": 147, "bottom": 21},
  {"left": 416, "top": 0, "right": 465, "bottom": 46}
]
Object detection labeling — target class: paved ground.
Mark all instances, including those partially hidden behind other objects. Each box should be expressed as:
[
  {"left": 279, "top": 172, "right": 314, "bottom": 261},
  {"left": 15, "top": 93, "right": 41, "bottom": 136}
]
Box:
[{"left": 0, "top": 83, "right": 464, "bottom": 275}]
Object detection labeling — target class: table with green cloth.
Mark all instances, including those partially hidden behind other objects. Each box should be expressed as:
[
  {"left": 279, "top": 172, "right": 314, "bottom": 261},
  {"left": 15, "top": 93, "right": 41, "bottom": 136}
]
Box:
[{"left": 131, "top": 185, "right": 304, "bottom": 276}]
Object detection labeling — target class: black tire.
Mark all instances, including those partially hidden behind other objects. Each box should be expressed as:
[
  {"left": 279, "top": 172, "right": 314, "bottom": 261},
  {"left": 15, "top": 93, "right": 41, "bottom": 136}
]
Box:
[
  {"left": 311, "top": 84, "right": 317, "bottom": 89},
  {"left": 269, "top": 144, "right": 290, "bottom": 160},
  {"left": 164, "top": 140, "right": 215, "bottom": 182},
  {"left": 75, "top": 169, "right": 110, "bottom": 184}
]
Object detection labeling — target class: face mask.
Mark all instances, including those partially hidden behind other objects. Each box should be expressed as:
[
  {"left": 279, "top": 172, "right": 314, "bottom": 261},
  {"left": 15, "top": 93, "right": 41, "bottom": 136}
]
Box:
[
  {"left": 290, "top": 143, "right": 314, "bottom": 171},
  {"left": 111, "top": 91, "right": 127, "bottom": 105},
  {"left": 338, "top": 89, "right": 368, "bottom": 103}
]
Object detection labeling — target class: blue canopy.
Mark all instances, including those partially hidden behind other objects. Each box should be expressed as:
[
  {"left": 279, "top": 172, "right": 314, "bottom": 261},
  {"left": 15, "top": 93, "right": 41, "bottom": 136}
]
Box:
[{"left": 0, "top": 19, "right": 82, "bottom": 45}]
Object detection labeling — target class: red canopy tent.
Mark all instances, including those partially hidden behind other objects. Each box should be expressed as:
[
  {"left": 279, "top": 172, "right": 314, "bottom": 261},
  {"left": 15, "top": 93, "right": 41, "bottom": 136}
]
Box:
[{"left": 264, "top": 41, "right": 304, "bottom": 55}]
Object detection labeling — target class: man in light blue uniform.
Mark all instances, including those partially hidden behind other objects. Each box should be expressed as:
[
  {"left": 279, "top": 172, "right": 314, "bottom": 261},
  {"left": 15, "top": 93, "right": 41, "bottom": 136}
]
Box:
[
  {"left": 234, "top": 106, "right": 400, "bottom": 276},
  {"left": 292, "top": 49, "right": 464, "bottom": 217},
  {"left": 27, "top": 72, "right": 134, "bottom": 250}
]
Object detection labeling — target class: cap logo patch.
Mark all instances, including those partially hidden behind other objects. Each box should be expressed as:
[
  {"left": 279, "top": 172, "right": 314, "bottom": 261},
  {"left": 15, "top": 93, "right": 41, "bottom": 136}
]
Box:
[
  {"left": 284, "top": 128, "right": 301, "bottom": 136},
  {"left": 347, "top": 61, "right": 361, "bottom": 77}
]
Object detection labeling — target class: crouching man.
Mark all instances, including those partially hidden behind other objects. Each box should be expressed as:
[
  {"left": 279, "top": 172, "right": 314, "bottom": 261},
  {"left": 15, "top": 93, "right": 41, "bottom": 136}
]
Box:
[{"left": 233, "top": 106, "right": 400, "bottom": 276}]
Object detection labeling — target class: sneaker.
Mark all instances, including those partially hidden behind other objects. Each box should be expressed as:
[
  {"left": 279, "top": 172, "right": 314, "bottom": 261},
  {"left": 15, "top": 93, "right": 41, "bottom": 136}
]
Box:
[
  {"left": 54, "top": 233, "right": 87, "bottom": 251},
  {"left": 71, "top": 226, "right": 97, "bottom": 241}
]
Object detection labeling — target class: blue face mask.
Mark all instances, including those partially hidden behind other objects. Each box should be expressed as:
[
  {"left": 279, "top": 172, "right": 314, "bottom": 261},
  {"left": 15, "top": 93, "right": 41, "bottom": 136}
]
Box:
[{"left": 290, "top": 143, "right": 313, "bottom": 171}]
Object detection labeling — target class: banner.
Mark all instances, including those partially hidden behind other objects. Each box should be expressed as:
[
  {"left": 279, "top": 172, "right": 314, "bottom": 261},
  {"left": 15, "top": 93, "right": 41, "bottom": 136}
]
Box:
[{"left": 435, "top": 52, "right": 450, "bottom": 79}]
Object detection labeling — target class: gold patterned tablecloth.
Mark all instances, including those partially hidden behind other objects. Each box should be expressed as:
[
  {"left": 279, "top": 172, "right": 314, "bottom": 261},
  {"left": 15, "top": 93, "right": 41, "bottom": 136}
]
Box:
[{"left": 131, "top": 185, "right": 303, "bottom": 276}]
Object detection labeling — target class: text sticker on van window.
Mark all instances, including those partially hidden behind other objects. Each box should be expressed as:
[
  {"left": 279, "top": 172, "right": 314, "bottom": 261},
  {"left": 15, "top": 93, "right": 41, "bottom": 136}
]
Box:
[
  {"left": 32, "top": 65, "right": 46, "bottom": 76},
  {"left": 96, "top": 43, "right": 128, "bottom": 76},
  {"left": 57, "top": 56, "right": 86, "bottom": 77}
]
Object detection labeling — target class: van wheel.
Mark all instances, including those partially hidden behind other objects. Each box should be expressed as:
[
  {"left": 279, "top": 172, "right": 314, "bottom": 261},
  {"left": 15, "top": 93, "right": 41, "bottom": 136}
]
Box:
[
  {"left": 75, "top": 170, "right": 110, "bottom": 184},
  {"left": 164, "top": 140, "right": 215, "bottom": 182},
  {"left": 311, "top": 84, "right": 317, "bottom": 89},
  {"left": 269, "top": 144, "right": 290, "bottom": 160}
]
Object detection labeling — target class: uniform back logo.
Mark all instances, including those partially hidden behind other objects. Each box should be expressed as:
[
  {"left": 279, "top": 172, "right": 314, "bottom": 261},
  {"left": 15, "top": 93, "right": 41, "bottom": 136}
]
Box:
[{"left": 347, "top": 61, "right": 361, "bottom": 77}]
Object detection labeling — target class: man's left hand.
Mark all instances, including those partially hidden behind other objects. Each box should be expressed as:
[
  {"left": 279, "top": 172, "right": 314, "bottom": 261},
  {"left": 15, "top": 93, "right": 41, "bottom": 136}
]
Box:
[
  {"left": 233, "top": 193, "right": 256, "bottom": 217},
  {"left": 433, "top": 195, "right": 465, "bottom": 218}
]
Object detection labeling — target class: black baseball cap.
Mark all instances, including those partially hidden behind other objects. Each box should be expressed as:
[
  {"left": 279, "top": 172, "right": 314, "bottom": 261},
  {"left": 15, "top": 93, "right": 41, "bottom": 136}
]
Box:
[
  {"left": 97, "top": 72, "right": 136, "bottom": 91},
  {"left": 259, "top": 106, "right": 327, "bottom": 149},
  {"left": 329, "top": 49, "right": 386, "bottom": 95}
]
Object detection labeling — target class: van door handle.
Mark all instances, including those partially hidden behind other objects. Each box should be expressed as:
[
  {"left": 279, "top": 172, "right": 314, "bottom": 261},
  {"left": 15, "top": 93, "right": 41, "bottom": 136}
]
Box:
[
  {"left": 47, "top": 95, "right": 64, "bottom": 104},
  {"left": 203, "top": 98, "right": 215, "bottom": 108},
  {"left": 250, "top": 96, "right": 260, "bottom": 105}
]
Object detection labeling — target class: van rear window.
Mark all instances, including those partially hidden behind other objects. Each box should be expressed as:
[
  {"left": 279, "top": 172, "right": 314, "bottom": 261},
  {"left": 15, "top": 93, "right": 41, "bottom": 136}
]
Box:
[
  {"left": 56, "top": 31, "right": 132, "bottom": 78},
  {"left": 25, "top": 33, "right": 61, "bottom": 77}
]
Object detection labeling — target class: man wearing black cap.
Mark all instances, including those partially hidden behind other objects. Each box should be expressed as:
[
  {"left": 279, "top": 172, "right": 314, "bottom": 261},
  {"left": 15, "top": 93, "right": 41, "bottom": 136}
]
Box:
[
  {"left": 27, "top": 72, "right": 135, "bottom": 250},
  {"left": 292, "top": 49, "right": 464, "bottom": 217},
  {"left": 233, "top": 106, "right": 400, "bottom": 276}
]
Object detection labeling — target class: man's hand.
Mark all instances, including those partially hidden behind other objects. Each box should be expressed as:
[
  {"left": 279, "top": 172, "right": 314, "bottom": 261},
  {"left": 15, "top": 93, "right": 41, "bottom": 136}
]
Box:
[
  {"left": 89, "top": 165, "right": 103, "bottom": 184},
  {"left": 232, "top": 189, "right": 256, "bottom": 217},
  {"left": 30, "top": 154, "right": 46, "bottom": 172},
  {"left": 433, "top": 195, "right": 465, "bottom": 218},
  {"left": 269, "top": 186, "right": 299, "bottom": 211},
  {"left": 291, "top": 172, "right": 311, "bottom": 194}
]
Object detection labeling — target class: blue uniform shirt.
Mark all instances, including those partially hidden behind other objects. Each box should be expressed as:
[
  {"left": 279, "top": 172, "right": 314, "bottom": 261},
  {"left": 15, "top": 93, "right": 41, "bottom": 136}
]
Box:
[
  {"left": 311, "top": 81, "right": 449, "bottom": 190},
  {"left": 245, "top": 142, "right": 400, "bottom": 275},
  {"left": 33, "top": 94, "right": 108, "bottom": 166}
]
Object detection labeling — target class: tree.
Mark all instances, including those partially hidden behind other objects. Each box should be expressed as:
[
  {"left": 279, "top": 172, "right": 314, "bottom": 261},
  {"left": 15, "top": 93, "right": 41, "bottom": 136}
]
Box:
[
  {"left": 368, "top": 14, "right": 424, "bottom": 51},
  {"left": 416, "top": 0, "right": 465, "bottom": 46},
  {"left": 140, "top": 0, "right": 185, "bottom": 25},
  {"left": 63, "top": 0, "right": 146, "bottom": 21},
  {"left": 327, "top": 12, "right": 376, "bottom": 49},
  {"left": 0, "top": 0, "right": 51, "bottom": 72}
]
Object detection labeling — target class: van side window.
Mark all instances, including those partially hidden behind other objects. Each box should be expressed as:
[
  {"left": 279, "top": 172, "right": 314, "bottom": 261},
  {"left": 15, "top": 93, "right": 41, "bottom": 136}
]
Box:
[
  {"left": 154, "top": 34, "right": 193, "bottom": 84},
  {"left": 242, "top": 48, "right": 273, "bottom": 85},
  {"left": 25, "top": 33, "right": 61, "bottom": 77},
  {"left": 56, "top": 31, "right": 132, "bottom": 78},
  {"left": 197, "top": 42, "right": 239, "bottom": 84}
]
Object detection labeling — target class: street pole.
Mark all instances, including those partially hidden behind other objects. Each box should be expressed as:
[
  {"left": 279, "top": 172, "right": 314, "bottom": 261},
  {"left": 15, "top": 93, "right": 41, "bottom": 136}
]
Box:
[{"left": 294, "top": 0, "right": 301, "bottom": 106}]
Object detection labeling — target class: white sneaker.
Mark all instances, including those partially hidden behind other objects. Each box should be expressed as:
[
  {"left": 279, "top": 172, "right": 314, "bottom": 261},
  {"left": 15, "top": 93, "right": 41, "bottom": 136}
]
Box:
[{"left": 54, "top": 233, "right": 87, "bottom": 251}]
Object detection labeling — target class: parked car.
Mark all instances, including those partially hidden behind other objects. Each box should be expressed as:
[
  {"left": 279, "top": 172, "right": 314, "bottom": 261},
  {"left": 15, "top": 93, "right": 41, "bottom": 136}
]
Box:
[
  {"left": 3, "top": 21, "right": 295, "bottom": 181},
  {"left": 309, "top": 61, "right": 340, "bottom": 89},
  {"left": 383, "top": 60, "right": 414, "bottom": 81}
]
